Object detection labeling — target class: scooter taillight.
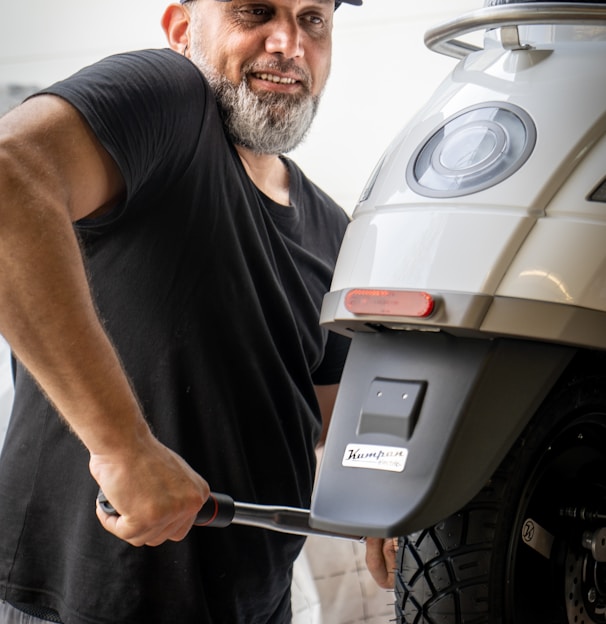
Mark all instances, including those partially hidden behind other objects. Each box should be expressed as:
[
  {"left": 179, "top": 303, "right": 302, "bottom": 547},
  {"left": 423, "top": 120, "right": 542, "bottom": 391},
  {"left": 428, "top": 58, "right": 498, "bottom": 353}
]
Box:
[{"left": 344, "top": 289, "right": 435, "bottom": 318}]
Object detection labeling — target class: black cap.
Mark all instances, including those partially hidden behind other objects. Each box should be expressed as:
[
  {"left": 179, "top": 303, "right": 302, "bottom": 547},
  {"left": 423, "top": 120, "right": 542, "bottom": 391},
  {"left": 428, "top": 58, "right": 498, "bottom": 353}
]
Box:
[
  {"left": 180, "top": 0, "right": 362, "bottom": 5},
  {"left": 485, "top": 0, "right": 604, "bottom": 4}
]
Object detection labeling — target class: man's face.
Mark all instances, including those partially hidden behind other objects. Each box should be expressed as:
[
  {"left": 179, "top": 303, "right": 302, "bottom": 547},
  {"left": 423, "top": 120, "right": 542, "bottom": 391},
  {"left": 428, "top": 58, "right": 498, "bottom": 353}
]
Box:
[{"left": 185, "top": 0, "right": 334, "bottom": 154}]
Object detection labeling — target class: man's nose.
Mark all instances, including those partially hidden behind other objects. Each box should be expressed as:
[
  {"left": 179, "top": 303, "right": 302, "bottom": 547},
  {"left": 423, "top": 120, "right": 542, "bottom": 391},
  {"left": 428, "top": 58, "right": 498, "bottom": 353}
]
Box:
[{"left": 264, "top": 18, "right": 304, "bottom": 58}]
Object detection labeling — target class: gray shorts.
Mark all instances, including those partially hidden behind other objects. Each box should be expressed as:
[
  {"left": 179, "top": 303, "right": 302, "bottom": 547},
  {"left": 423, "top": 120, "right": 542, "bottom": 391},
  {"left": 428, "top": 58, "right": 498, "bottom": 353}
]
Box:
[{"left": 0, "top": 602, "right": 60, "bottom": 624}]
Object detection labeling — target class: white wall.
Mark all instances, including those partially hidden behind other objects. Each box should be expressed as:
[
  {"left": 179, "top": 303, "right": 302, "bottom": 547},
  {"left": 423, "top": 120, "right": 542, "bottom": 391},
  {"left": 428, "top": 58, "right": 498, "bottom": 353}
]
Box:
[
  {"left": 0, "top": 340, "right": 12, "bottom": 448},
  {"left": 0, "top": 2, "right": 482, "bottom": 443}
]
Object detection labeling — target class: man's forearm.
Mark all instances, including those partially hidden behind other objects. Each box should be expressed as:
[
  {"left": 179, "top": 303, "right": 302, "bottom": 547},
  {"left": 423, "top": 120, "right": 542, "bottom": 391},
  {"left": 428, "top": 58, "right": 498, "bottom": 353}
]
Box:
[
  {"left": 0, "top": 97, "right": 151, "bottom": 453},
  {"left": 0, "top": 96, "right": 210, "bottom": 546},
  {"left": 0, "top": 153, "right": 149, "bottom": 454},
  {"left": 0, "top": 154, "right": 210, "bottom": 546}
]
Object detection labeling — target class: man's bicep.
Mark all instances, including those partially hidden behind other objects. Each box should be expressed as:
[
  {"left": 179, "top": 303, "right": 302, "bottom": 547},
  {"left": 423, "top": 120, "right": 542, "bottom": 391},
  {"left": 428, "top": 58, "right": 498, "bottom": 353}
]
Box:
[{"left": 0, "top": 94, "right": 125, "bottom": 222}]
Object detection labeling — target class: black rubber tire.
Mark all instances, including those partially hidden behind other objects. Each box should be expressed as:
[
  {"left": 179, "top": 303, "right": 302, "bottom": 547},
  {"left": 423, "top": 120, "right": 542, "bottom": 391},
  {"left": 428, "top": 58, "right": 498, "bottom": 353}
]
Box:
[{"left": 394, "top": 352, "right": 606, "bottom": 624}]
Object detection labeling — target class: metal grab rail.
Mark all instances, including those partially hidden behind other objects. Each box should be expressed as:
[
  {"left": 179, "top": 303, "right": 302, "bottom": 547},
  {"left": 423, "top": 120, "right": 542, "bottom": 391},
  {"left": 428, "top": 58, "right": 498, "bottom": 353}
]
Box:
[{"left": 425, "top": 3, "right": 606, "bottom": 59}]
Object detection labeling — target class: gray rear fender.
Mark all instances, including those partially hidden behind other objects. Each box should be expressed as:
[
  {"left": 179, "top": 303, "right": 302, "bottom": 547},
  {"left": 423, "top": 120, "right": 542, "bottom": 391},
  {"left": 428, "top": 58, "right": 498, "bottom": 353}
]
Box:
[{"left": 310, "top": 330, "right": 575, "bottom": 537}]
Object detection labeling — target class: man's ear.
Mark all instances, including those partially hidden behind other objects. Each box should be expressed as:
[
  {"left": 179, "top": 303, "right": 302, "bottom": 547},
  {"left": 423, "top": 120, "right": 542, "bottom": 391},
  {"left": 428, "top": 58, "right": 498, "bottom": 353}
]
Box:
[{"left": 161, "top": 4, "right": 191, "bottom": 55}]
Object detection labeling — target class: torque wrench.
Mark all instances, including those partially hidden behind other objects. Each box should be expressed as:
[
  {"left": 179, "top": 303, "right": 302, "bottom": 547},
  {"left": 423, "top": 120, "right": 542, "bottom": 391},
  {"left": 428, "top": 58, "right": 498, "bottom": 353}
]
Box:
[{"left": 97, "top": 490, "right": 364, "bottom": 542}]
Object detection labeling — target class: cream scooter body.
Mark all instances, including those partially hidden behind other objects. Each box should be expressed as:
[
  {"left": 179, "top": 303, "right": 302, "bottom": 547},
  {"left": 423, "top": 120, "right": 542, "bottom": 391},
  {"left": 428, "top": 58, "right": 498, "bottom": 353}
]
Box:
[{"left": 310, "top": 3, "right": 606, "bottom": 537}]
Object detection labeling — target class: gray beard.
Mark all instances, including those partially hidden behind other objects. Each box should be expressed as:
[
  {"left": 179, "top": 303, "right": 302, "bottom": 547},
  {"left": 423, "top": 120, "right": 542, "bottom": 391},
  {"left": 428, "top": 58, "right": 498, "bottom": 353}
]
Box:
[{"left": 191, "top": 52, "right": 320, "bottom": 155}]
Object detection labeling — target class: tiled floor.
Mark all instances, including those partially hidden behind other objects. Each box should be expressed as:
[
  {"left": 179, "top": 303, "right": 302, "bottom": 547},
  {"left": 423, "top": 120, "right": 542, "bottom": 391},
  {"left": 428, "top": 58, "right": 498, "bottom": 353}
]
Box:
[{"left": 292, "top": 536, "right": 395, "bottom": 624}]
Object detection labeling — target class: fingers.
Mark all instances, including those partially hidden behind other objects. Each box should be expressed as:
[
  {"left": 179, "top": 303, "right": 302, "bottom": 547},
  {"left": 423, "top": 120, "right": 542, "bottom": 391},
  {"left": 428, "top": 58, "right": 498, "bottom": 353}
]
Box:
[
  {"left": 91, "top": 437, "right": 211, "bottom": 547},
  {"left": 96, "top": 500, "right": 200, "bottom": 547},
  {"left": 365, "top": 537, "right": 398, "bottom": 589}
]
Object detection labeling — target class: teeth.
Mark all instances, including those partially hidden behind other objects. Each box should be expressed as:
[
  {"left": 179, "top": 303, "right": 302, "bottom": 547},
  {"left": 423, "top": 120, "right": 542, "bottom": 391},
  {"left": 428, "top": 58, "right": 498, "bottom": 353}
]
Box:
[{"left": 255, "top": 73, "right": 297, "bottom": 85}]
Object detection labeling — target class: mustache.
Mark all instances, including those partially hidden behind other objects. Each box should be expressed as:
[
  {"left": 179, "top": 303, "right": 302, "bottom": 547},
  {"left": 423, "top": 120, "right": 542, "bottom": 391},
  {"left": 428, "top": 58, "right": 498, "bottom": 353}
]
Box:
[{"left": 243, "top": 60, "right": 312, "bottom": 91}]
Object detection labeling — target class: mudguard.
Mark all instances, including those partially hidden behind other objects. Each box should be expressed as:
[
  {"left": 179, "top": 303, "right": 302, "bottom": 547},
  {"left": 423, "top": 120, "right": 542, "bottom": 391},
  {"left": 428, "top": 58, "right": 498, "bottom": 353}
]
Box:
[{"left": 309, "top": 330, "right": 574, "bottom": 537}]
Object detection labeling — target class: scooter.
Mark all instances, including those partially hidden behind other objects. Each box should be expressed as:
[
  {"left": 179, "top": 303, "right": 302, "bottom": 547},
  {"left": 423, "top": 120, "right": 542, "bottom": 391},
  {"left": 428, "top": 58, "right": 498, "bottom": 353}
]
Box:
[{"left": 306, "top": 1, "right": 606, "bottom": 622}]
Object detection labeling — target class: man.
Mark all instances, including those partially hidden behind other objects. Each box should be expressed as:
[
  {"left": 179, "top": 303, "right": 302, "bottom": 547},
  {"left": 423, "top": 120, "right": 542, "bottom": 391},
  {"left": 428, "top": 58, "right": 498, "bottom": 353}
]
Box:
[{"left": 0, "top": 1, "right": 394, "bottom": 622}]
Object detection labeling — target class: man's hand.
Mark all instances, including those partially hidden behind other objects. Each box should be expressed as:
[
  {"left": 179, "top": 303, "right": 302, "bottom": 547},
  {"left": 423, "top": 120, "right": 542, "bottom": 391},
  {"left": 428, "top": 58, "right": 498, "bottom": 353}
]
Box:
[
  {"left": 91, "top": 434, "right": 210, "bottom": 547},
  {"left": 365, "top": 537, "right": 398, "bottom": 590}
]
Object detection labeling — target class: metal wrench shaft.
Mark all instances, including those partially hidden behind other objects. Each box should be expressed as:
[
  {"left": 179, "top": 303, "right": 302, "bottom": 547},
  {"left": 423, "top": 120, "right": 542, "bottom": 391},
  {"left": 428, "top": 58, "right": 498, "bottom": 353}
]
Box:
[{"left": 97, "top": 490, "right": 364, "bottom": 542}]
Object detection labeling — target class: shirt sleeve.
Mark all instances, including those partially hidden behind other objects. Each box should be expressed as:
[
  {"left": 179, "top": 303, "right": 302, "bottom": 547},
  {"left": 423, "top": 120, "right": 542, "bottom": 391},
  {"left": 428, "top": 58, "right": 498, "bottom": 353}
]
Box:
[{"left": 36, "top": 49, "right": 209, "bottom": 226}]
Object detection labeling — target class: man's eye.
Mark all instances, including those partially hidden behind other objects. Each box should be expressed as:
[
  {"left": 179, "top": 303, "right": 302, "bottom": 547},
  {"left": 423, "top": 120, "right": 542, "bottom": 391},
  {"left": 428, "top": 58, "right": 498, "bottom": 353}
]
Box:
[
  {"left": 236, "top": 7, "right": 272, "bottom": 23},
  {"left": 301, "top": 14, "right": 326, "bottom": 34},
  {"left": 300, "top": 14, "right": 327, "bottom": 31}
]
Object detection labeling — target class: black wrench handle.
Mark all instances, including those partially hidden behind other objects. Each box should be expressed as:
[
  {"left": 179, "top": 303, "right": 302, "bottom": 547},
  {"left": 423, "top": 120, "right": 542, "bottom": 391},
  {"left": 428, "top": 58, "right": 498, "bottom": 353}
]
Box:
[{"left": 96, "top": 490, "right": 235, "bottom": 527}]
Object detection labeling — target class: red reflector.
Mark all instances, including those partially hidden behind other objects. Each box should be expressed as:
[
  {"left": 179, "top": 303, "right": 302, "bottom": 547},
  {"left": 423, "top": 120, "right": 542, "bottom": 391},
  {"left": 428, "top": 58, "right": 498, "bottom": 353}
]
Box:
[{"left": 344, "top": 289, "right": 435, "bottom": 318}]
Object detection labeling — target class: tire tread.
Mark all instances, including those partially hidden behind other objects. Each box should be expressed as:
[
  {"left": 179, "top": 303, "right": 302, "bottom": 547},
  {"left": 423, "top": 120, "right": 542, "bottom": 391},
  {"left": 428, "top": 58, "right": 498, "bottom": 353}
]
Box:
[{"left": 395, "top": 473, "right": 509, "bottom": 624}]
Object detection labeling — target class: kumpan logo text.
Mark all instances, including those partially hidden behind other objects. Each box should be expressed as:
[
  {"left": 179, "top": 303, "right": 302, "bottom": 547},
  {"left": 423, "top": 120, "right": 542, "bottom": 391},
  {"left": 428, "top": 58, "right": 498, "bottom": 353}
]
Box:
[{"left": 342, "top": 444, "right": 408, "bottom": 473}]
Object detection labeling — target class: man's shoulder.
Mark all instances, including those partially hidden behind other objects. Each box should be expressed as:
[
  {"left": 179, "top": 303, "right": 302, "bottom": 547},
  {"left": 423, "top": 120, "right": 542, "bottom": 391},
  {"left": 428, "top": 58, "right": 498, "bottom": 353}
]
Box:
[
  {"left": 40, "top": 48, "right": 213, "bottom": 131},
  {"left": 41, "top": 49, "right": 208, "bottom": 105},
  {"left": 88, "top": 48, "right": 207, "bottom": 88}
]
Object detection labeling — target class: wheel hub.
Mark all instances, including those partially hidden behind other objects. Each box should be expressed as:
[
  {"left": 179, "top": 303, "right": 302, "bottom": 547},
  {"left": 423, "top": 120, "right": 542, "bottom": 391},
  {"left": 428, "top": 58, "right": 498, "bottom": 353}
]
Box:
[{"left": 565, "top": 550, "right": 606, "bottom": 623}]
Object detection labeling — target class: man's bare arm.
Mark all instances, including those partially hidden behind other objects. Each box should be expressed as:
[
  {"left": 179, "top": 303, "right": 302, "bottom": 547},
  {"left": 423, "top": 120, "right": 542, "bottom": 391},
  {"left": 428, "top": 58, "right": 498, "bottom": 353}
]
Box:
[{"left": 0, "top": 95, "right": 209, "bottom": 546}]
